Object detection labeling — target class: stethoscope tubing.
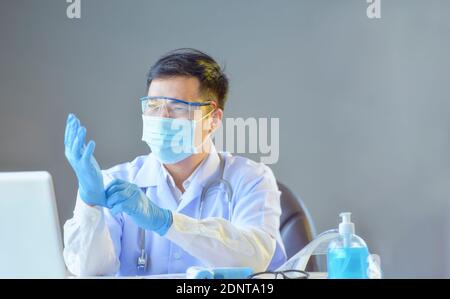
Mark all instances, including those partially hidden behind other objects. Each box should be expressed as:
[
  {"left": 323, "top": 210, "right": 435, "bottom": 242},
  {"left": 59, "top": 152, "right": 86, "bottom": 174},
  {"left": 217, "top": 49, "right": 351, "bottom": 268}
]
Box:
[{"left": 137, "top": 153, "right": 233, "bottom": 273}]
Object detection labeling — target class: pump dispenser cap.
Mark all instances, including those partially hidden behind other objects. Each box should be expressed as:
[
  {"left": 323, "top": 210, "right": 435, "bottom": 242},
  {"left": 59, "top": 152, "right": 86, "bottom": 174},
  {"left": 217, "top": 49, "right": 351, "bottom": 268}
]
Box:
[{"left": 338, "top": 212, "right": 355, "bottom": 235}]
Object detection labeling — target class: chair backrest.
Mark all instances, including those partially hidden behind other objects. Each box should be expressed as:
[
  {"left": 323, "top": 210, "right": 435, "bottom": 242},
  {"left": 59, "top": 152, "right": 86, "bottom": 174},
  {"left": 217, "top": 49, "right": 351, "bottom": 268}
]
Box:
[{"left": 277, "top": 181, "right": 319, "bottom": 272}]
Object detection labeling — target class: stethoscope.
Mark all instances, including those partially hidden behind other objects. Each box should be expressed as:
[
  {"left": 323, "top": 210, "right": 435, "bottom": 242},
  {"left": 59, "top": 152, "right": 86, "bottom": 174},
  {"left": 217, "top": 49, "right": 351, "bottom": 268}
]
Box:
[{"left": 136, "top": 153, "right": 233, "bottom": 274}]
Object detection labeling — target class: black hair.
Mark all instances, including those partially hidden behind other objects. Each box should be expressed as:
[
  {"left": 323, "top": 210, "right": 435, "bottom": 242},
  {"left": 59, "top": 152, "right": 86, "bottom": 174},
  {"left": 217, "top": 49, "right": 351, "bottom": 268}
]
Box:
[{"left": 146, "top": 48, "right": 229, "bottom": 110}]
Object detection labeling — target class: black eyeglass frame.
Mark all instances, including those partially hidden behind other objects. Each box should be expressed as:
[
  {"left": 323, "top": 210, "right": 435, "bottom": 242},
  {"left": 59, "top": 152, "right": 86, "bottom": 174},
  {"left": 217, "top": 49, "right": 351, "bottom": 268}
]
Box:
[{"left": 248, "top": 269, "right": 310, "bottom": 279}]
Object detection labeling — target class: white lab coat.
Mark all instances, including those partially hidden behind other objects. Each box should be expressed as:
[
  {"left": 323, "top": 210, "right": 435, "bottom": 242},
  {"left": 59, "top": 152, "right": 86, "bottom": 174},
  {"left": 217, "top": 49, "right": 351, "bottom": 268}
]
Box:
[{"left": 63, "top": 145, "right": 287, "bottom": 276}]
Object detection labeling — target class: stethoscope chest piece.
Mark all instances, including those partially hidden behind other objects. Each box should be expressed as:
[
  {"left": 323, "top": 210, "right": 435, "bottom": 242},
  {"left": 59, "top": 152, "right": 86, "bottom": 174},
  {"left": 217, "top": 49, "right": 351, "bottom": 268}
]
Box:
[{"left": 137, "top": 220, "right": 148, "bottom": 273}]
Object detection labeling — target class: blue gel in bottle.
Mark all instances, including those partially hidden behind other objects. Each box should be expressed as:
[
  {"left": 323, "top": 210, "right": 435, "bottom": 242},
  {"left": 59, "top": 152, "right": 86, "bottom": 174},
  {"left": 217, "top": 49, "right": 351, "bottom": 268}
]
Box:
[{"left": 327, "top": 213, "right": 369, "bottom": 279}]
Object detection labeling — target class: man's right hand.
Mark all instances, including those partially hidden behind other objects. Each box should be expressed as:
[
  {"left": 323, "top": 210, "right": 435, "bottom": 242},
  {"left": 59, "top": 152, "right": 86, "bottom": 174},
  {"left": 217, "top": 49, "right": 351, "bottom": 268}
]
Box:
[{"left": 64, "top": 113, "right": 107, "bottom": 208}]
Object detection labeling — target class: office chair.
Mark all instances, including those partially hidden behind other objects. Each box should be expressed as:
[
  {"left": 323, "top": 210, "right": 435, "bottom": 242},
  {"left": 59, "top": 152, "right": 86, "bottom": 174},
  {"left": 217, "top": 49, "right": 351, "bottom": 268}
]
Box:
[{"left": 277, "top": 181, "right": 320, "bottom": 272}]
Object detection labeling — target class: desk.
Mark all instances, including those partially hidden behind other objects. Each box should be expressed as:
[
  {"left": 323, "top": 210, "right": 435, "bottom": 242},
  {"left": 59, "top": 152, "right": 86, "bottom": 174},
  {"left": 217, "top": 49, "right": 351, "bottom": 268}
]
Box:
[
  {"left": 68, "top": 272, "right": 328, "bottom": 279},
  {"left": 307, "top": 272, "right": 327, "bottom": 279},
  {"left": 142, "top": 272, "right": 328, "bottom": 279}
]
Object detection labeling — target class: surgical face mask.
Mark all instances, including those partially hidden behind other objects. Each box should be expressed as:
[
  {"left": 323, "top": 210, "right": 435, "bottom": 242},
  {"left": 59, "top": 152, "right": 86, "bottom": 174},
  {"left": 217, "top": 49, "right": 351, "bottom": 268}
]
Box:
[{"left": 141, "top": 113, "right": 212, "bottom": 164}]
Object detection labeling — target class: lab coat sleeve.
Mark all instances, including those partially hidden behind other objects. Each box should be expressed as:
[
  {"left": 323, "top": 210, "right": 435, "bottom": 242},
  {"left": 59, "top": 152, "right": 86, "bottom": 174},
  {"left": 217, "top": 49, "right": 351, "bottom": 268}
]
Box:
[
  {"left": 165, "top": 213, "right": 276, "bottom": 272},
  {"left": 165, "top": 163, "right": 283, "bottom": 272},
  {"left": 62, "top": 192, "right": 121, "bottom": 276}
]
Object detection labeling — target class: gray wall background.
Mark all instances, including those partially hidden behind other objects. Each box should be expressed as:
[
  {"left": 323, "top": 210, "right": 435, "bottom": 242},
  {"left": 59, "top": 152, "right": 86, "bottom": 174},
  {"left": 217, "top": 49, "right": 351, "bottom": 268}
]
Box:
[{"left": 1, "top": 0, "right": 449, "bottom": 278}]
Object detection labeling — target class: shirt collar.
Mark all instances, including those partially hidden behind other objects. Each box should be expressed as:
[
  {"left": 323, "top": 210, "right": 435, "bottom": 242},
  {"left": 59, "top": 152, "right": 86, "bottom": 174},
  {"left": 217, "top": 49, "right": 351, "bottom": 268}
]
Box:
[
  {"left": 160, "top": 155, "right": 201, "bottom": 191},
  {"left": 132, "top": 143, "right": 221, "bottom": 189},
  {"left": 132, "top": 152, "right": 161, "bottom": 188}
]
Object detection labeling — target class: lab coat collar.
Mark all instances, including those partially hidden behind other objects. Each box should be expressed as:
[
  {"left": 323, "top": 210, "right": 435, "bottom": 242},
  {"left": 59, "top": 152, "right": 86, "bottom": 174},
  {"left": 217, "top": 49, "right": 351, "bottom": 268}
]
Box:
[
  {"left": 132, "top": 143, "right": 221, "bottom": 192},
  {"left": 190, "top": 144, "right": 221, "bottom": 189},
  {"left": 176, "top": 144, "right": 221, "bottom": 212}
]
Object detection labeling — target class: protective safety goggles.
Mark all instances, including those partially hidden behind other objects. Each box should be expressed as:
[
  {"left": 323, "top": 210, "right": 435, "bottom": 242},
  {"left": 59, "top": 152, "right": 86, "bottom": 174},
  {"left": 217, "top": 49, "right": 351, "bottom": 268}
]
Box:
[{"left": 140, "top": 96, "right": 216, "bottom": 120}]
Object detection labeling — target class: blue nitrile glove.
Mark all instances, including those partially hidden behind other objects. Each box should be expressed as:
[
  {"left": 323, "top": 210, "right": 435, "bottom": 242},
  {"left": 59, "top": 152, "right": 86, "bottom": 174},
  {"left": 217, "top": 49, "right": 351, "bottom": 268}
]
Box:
[
  {"left": 64, "top": 113, "right": 107, "bottom": 207},
  {"left": 105, "top": 179, "right": 173, "bottom": 236}
]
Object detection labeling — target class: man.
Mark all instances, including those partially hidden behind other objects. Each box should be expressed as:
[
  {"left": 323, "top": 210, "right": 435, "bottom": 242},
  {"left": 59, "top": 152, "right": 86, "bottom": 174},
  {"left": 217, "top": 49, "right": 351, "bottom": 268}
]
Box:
[{"left": 63, "top": 48, "right": 286, "bottom": 276}]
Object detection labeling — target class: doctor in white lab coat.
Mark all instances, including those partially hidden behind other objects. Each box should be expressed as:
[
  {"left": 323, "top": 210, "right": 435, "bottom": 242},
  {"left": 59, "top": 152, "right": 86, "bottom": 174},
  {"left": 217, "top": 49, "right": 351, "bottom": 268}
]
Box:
[{"left": 63, "top": 48, "right": 286, "bottom": 276}]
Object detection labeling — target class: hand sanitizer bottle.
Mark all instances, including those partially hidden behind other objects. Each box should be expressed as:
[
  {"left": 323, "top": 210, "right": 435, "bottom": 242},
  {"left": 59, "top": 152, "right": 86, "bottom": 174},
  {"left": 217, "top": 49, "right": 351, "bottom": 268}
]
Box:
[{"left": 327, "top": 212, "right": 369, "bottom": 279}]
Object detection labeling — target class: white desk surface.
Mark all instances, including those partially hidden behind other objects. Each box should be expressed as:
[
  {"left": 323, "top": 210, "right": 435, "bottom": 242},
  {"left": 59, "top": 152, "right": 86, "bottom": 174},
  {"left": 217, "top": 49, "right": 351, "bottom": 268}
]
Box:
[{"left": 70, "top": 272, "right": 328, "bottom": 279}]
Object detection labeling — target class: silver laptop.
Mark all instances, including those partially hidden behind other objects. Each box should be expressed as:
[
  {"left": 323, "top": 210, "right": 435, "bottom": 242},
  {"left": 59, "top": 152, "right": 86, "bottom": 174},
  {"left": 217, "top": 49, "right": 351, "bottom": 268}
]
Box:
[{"left": 0, "top": 171, "right": 68, "bottom": 278}]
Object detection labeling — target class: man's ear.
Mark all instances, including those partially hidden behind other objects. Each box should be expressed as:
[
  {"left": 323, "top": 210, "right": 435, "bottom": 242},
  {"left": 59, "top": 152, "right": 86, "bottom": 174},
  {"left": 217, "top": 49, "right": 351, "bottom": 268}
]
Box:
[{"left": 210, "top": 108, "right": 223, "bottom": 133}]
